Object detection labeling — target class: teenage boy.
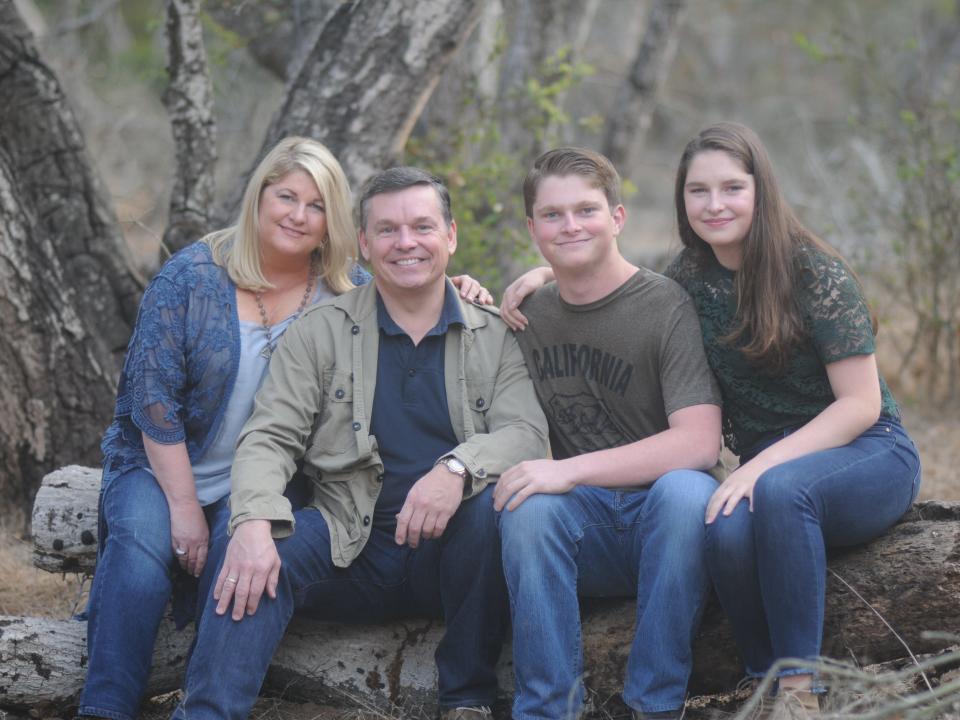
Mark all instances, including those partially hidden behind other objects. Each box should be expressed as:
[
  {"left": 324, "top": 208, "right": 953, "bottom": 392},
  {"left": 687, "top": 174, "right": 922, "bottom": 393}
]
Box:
[{"left": 495, "top": 147, "right": 723, "bottom": 720}]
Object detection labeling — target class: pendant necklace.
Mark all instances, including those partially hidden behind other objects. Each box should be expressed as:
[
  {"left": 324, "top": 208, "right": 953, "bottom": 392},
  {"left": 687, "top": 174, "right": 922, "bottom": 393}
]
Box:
[{"left": 255, "top": 255, "right": 319, "bottom": 359}]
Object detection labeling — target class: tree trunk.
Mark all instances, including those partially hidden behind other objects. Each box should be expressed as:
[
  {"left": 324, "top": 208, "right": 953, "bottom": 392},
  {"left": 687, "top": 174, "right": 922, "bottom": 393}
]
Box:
[
  {"left": 162, "top": 0, "right": 218, "bottom": 255},
  {"left": 0, "top": 4, "right": 144, "bottom": 518},
  {"left": 495, "top": 0, "right": 602, "bottom": 160},
  {"left": 204, "top": 0, "right": 338, "bottom": 81},
  {"left": 19, "top": 466, "right": 960, "bottom": 714},
  {"left": 602, "top": 0, "right": 687, "bottom": 170},
  {"left": 219, "top": 0, "right": 484, "bottom": 221}
]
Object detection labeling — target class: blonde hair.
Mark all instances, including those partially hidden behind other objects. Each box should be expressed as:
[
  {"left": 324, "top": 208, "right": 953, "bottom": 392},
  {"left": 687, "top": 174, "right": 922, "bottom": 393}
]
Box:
[{"left": 205, "top": 136, "right": 357, "bottom": 294}]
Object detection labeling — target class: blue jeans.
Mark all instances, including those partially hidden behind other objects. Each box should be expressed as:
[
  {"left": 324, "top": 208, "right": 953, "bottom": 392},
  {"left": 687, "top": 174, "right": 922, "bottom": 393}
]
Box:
[
  {"left": 173, "top": 485, "right": 508, "bottom": 719},
  {"left": 79, "top": 467, "right": 231, "bottom": 720},
  {"left": 497, "top": 470, "right": 719, "bottom": 719},
  {"left": 705, "top": 417, "right": 922, "bottom": 679}
]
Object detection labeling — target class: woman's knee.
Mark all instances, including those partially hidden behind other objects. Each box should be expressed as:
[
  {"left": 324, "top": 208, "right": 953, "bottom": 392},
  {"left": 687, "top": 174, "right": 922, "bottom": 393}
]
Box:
[
  {"left": 101, "top": 470, "right": 173, "bottom": 559},
  {"left": 753, "top": 464, "right": 809, "bottom": 517},
  {"left": 705, "top": 503, "right": 754, "bottom": 561}
]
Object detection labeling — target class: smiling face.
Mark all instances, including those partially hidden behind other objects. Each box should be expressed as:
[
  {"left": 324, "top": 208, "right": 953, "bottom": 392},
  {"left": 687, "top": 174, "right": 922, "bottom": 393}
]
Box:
[
  {"left": 257, "top": 169, "right": 327, "bottom": 267},
  {"left": 682, "top": 150, "right": 756, "bottom": 269},
  {"left": 526, "top": 174, "right": 625, "bottom": 274},
  {"left": 358, "top": 184, "right": 457, "bottom": 300}
]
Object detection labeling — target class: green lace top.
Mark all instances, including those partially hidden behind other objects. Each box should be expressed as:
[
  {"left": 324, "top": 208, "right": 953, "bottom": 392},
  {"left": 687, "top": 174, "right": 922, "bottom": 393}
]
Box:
[{"left": 665, "top": 246, "right": 899, "bottom": 457}]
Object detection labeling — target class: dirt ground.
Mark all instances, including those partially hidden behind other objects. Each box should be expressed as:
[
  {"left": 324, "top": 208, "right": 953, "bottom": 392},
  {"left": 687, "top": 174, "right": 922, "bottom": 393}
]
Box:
[{"left": 0, "top": 406, "right": 956, "bottom": 719}]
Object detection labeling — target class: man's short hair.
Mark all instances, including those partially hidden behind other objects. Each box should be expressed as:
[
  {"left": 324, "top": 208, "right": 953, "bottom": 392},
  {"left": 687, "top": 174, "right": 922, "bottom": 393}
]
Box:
[
  {"left": 522, "top": 147, "right": 622, "bottom": 218},
  {"left": 357, "top": 166, "right": 453, "bottom": 231}
]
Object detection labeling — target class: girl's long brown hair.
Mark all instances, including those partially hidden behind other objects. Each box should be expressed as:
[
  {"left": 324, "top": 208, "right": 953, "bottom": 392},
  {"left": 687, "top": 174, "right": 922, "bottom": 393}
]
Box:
[{"left": 674, "top": 122, "right": 851, "bottom": 372}]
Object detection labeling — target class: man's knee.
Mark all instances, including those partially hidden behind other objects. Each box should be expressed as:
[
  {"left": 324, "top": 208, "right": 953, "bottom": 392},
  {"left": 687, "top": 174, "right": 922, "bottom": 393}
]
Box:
[
  {"left": 497, "top": 491, "right": 576, "bottom": 558},
  {"left": 648, "top": 469, "right": 716, "bottom": 517}
]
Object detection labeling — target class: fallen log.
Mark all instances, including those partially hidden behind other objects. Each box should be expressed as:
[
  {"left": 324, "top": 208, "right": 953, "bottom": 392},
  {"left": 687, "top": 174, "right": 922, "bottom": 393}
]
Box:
[{"left": 8, "top": 466, "right": 960, "bottom": 714}]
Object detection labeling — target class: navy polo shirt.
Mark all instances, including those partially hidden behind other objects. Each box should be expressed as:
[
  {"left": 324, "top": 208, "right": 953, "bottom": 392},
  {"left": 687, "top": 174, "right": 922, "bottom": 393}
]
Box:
[{"left": 370, "top": 287, "right": 464, "bottom": 528}]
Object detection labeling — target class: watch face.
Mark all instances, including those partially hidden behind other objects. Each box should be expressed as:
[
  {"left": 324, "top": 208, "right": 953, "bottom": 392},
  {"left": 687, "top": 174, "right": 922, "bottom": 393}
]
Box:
[{"left": 445, "top": 457, "right": 466, "bottom": 475}]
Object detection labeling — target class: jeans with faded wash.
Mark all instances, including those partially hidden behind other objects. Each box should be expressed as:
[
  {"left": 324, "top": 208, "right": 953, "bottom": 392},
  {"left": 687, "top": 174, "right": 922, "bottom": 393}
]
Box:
[
  {"left": 79, "top": 467, "right": 231, "bottom": 720},
  {"left": 705, "top": 417, "right": 922, "bottom": 679},
  {"left": 497, "top": 470, "right": 719, "bottom": 719}
]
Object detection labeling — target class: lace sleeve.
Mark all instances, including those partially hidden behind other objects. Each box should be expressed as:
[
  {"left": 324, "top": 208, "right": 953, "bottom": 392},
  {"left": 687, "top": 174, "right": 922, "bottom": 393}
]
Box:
[
  {"left": 124, "top": 273, "right": 189, "bottom": 444},
  {"left": 663, "top": 248, "right": 706, "bottom": 296},
  {"left": 802, "top": 251, "right": 876, "bottom": 364}
]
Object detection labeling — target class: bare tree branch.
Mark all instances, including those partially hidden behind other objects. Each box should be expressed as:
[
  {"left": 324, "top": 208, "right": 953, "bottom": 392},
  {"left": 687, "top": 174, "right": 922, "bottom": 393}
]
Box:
[
  {"left": 602, "top": 0, "right": 686, "bottom": 169},
  {"left": 162, "top": 0, "right": 217, "bottom": 254},
  {"left": 219, "top": 0, "right": 484, "bottom": 220}
]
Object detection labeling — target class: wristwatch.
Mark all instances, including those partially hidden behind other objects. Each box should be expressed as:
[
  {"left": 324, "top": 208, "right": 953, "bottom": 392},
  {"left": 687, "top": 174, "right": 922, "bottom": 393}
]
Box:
[{"left": 436, "top": 455, "right": 470, "bottom": 481}]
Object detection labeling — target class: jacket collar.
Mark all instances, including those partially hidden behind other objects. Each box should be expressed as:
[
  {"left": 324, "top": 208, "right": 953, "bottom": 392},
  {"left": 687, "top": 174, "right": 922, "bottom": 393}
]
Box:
[{"left": 331, "top": 276, "right": 494, "bottom": 332}]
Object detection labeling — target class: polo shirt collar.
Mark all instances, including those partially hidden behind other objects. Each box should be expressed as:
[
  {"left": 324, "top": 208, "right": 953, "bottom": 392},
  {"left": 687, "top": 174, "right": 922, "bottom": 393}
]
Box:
[{"left": 375, "top": 283, "right": 465, "bottom": 338}]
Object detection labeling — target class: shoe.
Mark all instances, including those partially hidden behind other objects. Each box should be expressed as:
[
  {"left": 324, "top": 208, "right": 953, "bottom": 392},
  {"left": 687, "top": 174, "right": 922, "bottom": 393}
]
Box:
[
  {"left": 441, "top": 706, "right": 493, "bottom": 720},
  {"left": 631, "top": 710, "right": 682, "bottom": 720},
  {"left": 770, "top": 689, "right": 820, "bottom": 719}
]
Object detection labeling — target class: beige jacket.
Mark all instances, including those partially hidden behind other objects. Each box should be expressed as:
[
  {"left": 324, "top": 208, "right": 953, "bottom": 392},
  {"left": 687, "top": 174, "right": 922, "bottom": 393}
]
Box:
[{"left": 229, "top": 279, "right": 550, "bottom": 567}]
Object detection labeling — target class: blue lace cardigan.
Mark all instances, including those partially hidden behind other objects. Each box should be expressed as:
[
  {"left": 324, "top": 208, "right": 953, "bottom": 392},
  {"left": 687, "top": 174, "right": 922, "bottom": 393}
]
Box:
[{"left": 100, "top": 241, "right": 371, "bottom": 488}]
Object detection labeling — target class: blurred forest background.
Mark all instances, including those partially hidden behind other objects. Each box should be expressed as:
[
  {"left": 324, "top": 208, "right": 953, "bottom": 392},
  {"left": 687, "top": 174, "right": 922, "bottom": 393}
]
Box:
[{"left": 0, "top": 0, "right": 958, "bottom": 606}]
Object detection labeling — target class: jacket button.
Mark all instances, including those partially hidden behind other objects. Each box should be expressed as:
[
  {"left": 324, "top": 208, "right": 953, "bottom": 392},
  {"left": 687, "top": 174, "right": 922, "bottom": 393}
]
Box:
[
  {"left": 351, "top": 325, "right": 360, "bottom": 335},
  {"left": 363, "top": 515, "right": 371, "bottom": 526},
  {"left": 334, "top": 389, "right": 345, "bottom": 399},
  {"left": 476, "top": 468, "right": 487, "bottom": 478},
  {"left": 376, "top": 474, "right": 384, "bottom": 483},
  {"left": 475, "top": 398, "right": 485, "bottom": 409},
  {"left": 352, "top": 422, "right": 361, "bottom": 431}
]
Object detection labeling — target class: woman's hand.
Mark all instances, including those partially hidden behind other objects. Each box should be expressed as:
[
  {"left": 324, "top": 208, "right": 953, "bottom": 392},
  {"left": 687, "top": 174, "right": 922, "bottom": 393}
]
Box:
[
  {"left": 142, "top": 434, "right": 209, "bottom": 576},
  {"left": 450, "top": 274, "right": 494, "bottom": 305},
  {"left": 705, "top": 461, "right": 766, "bottom": 524},
  {"left": 169, "top": 498, "right": 209, "bottom": 577},
  {"left": 500, "top": 266, "right": 555, "bottom": 330}
]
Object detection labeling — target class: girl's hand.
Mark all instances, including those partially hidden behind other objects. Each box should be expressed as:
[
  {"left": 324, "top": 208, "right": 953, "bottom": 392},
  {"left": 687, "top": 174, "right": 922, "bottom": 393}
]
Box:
[
  {"left": 705, "top": 462, "right": 765, "bottom": 524},
  {"left": 500, "top": 266, "right": 555, "bottom": 331},
  {"left": 169, "top": 497, "right": 209, "bottom": 577},
  {"left": 450, "top": 274, "right": 493, "bottom": 305}
]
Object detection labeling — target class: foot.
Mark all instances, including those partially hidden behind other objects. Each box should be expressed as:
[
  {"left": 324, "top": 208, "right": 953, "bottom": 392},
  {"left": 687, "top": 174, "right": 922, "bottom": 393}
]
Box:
[
  {"left": 771, "top": 689, "right": 820, "bottom": 719},
  {"left": 441, "top": 706, "right": 493, "bottom": 720}
]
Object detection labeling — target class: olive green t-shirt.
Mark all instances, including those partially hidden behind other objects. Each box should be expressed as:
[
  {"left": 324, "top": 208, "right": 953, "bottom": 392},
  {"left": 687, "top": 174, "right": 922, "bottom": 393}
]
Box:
[
  {"left": 665, "top": 247, "right": 899, "bottom": 457},
  {"left": 515, "top": 268, "right": 721, "bottom": 466}
]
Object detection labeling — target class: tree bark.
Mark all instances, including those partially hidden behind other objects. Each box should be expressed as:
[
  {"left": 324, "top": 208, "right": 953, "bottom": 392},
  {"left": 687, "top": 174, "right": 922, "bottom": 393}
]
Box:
[
  {"left": 218, "top": 0, "right": 484, "bottom": 221},
  {"left": 0, "top": 4, "right": 146, "bottom": 518},
  {"left": 204, "top": 0, "right": 338, "bottom": 81},
  {"left": 494, "top": 0, "right": 602, "bottom": 160},
  {"left": 20, "top": 466, "right": 960, "bottom": 713},
  {"left": 602, "top": 0, "right": 687, "bottom": 169},
  {"left": 162, "top": 0, "right": 217, "bottom": 255}
]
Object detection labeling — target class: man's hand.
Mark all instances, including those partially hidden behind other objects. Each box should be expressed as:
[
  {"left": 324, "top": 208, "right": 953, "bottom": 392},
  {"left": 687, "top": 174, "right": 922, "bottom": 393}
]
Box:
[
  {"left": 395, "top": 465, "right": 464, "bottom": 548},
  {"left": 214, "top": 519, "right": 280, "bottom": 621},
  {"left": 494, "top": 458, "right": 577, "bottom": 511}
]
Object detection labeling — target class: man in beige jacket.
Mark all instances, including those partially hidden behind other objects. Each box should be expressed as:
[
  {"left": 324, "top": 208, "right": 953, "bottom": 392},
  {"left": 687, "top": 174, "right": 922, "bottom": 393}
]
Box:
[{"left": 174, "top": 167, "right": 549, "bottom": 720}]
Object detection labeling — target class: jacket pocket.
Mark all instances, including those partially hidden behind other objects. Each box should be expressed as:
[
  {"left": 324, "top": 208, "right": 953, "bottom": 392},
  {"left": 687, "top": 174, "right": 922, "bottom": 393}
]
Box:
[
  {"left": 311, "top": 369, "right": 357, "bottom": 455},
  {"left": 465, "top": 377, "right": 495, "bottom": 434}
]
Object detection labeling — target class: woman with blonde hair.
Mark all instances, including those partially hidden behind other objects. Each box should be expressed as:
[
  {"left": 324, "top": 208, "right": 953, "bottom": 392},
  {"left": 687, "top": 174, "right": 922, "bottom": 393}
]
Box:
[{"left": 79, "top": 137, "right": 488, "bottom": 720}]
